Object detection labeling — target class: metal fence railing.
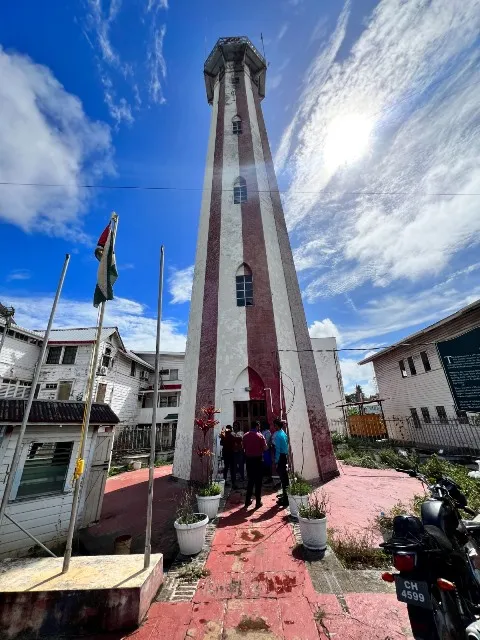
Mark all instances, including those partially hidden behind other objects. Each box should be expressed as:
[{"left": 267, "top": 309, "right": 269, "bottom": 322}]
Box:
[
  {"left": 112, "top": 424, "right": 176, "bottom": 461},
  {"left": 328, "top": 416, "right": 480, "bottom": 457}
]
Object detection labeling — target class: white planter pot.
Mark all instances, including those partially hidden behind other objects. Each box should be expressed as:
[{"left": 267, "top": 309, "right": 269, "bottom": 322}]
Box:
[
  {"left": 288, "top": 494, "right": 310, "bottom": 519},
  {"left": 131, "top": 461, "right": 142, "bottom": 471},
  {"left": 298, "top": 515, "right": 327, "bottom": 551},
  {"left": 174, "top": 514, "right": 209, "bottom": 555},
  {"left": 196, "top": 494, "right": 221, "bottom": 520}
]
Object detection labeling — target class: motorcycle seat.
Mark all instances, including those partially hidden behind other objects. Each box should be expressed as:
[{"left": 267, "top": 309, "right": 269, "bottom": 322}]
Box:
[{"left": 424, "top": 524, "right": 453, "bottom": 552}]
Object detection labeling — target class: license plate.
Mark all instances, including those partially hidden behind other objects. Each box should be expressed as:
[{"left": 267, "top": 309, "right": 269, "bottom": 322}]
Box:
[{"left": 394, "top": 576, "right": 432, "bottom": 609}]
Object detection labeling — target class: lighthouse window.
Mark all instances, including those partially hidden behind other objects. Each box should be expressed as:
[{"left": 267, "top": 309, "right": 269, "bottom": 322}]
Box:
[
  {"left": 236, "top": 274, "right": 253, "bottom": 307},
  {"left": 232, "top": 115, "right": 242, "bottom": 135},
  {"left": 233, "top": 177, "right": 247, "bottom": 203}
]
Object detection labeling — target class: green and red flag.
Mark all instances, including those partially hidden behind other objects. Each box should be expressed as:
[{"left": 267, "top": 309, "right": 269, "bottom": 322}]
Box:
[{"left": 93, "top": 215, "right": 118, "bottom": 308}]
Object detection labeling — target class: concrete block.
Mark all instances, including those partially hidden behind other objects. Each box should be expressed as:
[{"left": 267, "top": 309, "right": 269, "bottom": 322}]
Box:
[{"left": 0, "top": 553, "right": 163, "bottom": 638}]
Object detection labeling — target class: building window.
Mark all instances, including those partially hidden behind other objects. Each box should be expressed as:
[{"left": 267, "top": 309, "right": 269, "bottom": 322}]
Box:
[
  {"left": 130, "top": 361, "right": 136, "bottom": 377},
  {"left": 96, "top": 382, "right": 107, "bottom": 403},
  {"left": 169, "top": 369, "right": 179, "bottom": 381},
  {"left": 407, "top": 356, "right": 417, "bottom": 376},
  {"left": 232, "top": 115, "right": 242, "bottom": 135},
  {"left": 399, "top": 360, "right": 407, "bottom": 378},
  {"left": 410, "top": 408, "right": 421, "bottom": 428},
  {"left": 168, "top": 395, "right": 177, "bottom": 407},
  {"left": 236, "top": 275, "right": 253, "bottom": 307},
  {"left": 436, "top": 406, "right": 448, "bottom": 424},
  {"left": 102, "top": 347, "right": 112, "bottom": 368},
  {"left": 46, "top": 346, "right": 62, "bottom": 364},
  {"left": 45, "top": 383, "right": 58, "bottom": 390},
  {"left": 233, "top": 177, "right": 247, "bottom": 203},
  {"left": 62, "top": 346, "right": 77, "bottom": 365},
  {"left": 57, "top": 381, "right": 72, "bottom": 401},
  {"left": 17, "top": 441, "right": 74, "bottom": 499},
  {"left": 456, "top": 410, "right": 469, "bottom": 424},
  {"left": 420, "top": 351, "right": 431, "bottom": 372},
  {"left": 160, "top": 396, "right": 168, "bottom": 408},
  {"left": 420, "top": 407, "right": 431, "bottom": 423}
]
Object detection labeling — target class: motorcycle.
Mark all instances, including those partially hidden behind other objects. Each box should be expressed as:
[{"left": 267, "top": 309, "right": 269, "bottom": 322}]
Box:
[{"left": 380, "top": 468, "right": 480, "bottom": 639}]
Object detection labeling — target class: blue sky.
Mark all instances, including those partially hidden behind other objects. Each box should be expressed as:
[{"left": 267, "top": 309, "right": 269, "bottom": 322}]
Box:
[{"left": 1, "top": 0, "right": 480, "bottom": 394}]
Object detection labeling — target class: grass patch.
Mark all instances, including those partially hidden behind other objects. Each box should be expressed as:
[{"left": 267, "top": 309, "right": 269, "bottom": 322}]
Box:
[
  {"left": 328, "top": 528, "right": 390, "bottom": 570},
  {"left": 177, "top": 564, "right": 210, "bottom": 582},
  {"left": 108, "top": 465, "right": 127, "bottom": 477}
]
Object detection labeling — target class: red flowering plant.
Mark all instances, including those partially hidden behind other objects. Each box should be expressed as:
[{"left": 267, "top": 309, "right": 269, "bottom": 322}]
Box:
[{"left": 195, "top": 406, "right": 221, "bottom": 496}]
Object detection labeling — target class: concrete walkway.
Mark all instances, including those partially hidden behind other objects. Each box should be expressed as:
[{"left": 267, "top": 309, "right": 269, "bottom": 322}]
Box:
[{"left": 113, "top": 464, "right": 419, "bottom": 639}]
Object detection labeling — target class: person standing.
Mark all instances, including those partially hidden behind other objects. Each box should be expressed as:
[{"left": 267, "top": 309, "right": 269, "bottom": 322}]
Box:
[
  {"left": 220, "top": 425, "right": 237, "bottom": 489},
  {"left": 242, "top": 421, "right": 267, "bottom": 508},
  {"left": 232, "top": 422, "right": 245, "bottom": 483},
  {"left": 261, "top": 421, "right": 273, "bottom": 484},
  {"left": 273, "top": 419, "right": 289, "bottom": 507}
]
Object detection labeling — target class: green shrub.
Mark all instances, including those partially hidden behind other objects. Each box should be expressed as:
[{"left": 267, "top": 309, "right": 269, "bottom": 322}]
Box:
[
  {"left": 329, "top": 527, "right": 390, "bottom": 569},
  {"left": 289, "top": 477, "right": 312, "bottom": 496},
  {"left": 420, "top": 455, "right": 480, "bottom": 513},
  {"left": 298, "top": 491, "right": 329, "bottom": 519},
  {"left": 197, "top": 482, "right": 221, "bottom": 497}
]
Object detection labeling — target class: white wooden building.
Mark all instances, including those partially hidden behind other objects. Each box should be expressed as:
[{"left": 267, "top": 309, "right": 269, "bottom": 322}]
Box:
[
  {"left": 36, "top": 327, "right": 153, "bottom": 430},
  {"left": 359, "top": 300, "right": 480, "bottom": 449},
  {"left": 0, "top": 322, "right": 43, "bottom": 399},
  {"left": 134, "top": 351, "right": 184, "bottom": 450},
  {"left": 0, "top": 399, "right": 119, "bottom": 558}
]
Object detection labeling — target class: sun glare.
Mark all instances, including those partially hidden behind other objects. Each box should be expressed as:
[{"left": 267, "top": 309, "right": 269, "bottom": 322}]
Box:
[{"left": 324, "top": 113, "right": 373, "bottom": 171}]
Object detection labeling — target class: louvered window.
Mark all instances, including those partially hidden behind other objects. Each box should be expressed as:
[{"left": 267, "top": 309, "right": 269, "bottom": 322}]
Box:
[{"left": 17, "top": 441, "right": 74, "bottom": 499}]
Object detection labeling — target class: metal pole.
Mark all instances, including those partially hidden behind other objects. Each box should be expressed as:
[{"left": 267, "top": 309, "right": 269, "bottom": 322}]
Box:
[
  {"left": 62, "top": 301, "right": 105, "bottom": 573},
  {"left": 144, "top": 246, "right": 164, "bottom": 569},
  {"left": 0, "top": 254, "right": 70, "bottom": 536}
]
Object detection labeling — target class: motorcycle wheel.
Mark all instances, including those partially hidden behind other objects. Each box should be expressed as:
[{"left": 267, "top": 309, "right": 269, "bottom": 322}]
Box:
[{"left": 407, "top": 588, "right": 463, "bottom": 640}]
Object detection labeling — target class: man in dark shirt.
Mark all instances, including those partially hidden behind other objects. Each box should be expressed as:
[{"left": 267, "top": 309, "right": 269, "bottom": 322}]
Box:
[
  {"left": 242, "top": 421, "right": 267, "bottom": 508},
  {"left": 220, "top": 426, "right": 237, "bottom": 489}
]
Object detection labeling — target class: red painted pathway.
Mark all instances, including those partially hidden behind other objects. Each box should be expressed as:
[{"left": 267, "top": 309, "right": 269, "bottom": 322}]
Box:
[{"left": 117, "top": 464, "right": 419, "bottom": 639}]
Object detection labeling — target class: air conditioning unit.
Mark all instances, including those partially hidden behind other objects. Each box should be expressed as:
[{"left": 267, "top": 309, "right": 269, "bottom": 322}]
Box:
[{"left": 98, "top": 366, "right": 108, "bottom": 376}]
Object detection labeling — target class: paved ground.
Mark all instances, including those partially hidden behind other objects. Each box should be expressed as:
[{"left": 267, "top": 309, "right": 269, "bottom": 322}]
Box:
[
  {"left": 80, "top": 464, "right": 184, "bottom": 568},
  {"left": 87, "top": 463, "right": 420, "bottom": 639}
]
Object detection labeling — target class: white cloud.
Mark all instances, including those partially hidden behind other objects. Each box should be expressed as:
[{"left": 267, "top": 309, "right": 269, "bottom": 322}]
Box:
[
  {"left": 2, "top": 294, "right": 186, "bottom": 352},
  {"left": 6, "top": 270, "right": 31, "bottom": 282},
  {"left": 147, "top": 0, "right": 168, "bottom": 10},
  {"left": 169, "top": 265, "right": 194, "bottom": 304},
  {"left": 277, "top": 0, "right": 480, "bottom": 300},
  {"left": 148, "top": 24, "right": 167, "bottom": 105},
  {"left": 277, "top": 24, "right": 289, "bottom": 41},
  {"left": 0, "top": 47, "right": 113, "bottom": 238},
  {"left": 340, "top": 357, "right": 376, "bottom": 395},
  {"left": 269, "top": 74, "right": 283, "bottom": 91},
  {"left": 309, "top": 318, "right": 341, "bottom": 341}
]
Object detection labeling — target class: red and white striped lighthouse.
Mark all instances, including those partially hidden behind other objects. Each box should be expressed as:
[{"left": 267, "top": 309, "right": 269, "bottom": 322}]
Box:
[{"left": 173, "top": 37, "right": 338, "bottom": 483}]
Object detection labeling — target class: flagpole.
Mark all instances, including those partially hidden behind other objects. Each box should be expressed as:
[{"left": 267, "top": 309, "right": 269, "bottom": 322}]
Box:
[
  {"left": 62, "top": 213, "right": 118, "bottom": 574},
  {"left": 144, "top": 245, "right": 164, "bottom": 569},
  {"left": 0, "top": 254, "right": 71, "bottom": 536}
]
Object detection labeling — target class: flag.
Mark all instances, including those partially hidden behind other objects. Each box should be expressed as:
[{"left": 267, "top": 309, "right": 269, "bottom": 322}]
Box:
[{"left": 93, "top": 217, "right": 118, "bottom": 307}]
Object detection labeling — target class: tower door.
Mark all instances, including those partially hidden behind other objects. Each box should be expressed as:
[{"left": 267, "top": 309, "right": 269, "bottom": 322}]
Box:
[{"left": 234, "top": 400, "right": 267, "bottom": 431}]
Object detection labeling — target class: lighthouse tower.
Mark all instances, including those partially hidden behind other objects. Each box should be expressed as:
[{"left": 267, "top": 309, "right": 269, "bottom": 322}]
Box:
[{"left": 173, "top": 37, "right": 338, "bottom": 483}]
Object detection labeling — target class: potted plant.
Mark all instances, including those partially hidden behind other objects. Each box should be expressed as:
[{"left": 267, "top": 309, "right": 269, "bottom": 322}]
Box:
[
  {"left": 174, "top": 489, "right": 209, "bottom": 556},
  {"left": 298, "top": 491, "right": 329, "bottom": 551},
  {"left": 287, "top": 475, "right": 312, "bottom": 519},
  {"left": 195, "top": 406, "right": 222, "bottom": 520}
]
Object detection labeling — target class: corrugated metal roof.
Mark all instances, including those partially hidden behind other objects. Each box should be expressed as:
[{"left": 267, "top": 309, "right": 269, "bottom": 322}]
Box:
[
  {"left": 0, "top": 400, "right": 119, "bottom": 424},
  {"left": 40, "top": 327, "right": 118, "bottom": 344},
  {"left": 122, "top": 350, "right": 154, "bottom": 370},
  {"left": 359, "top": 299, "right": 480, "bottom": 365}
]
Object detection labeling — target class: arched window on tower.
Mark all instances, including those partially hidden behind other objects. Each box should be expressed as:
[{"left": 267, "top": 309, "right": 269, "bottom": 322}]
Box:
[
  {"left": 236, "top": 264, "right": 253, "bottom": 307},
  {"left": 233, "top": 177, "right": 247, "bottom": 204},
  {"left": 232, "top": 115, "right": 242, "bottom": 135}
]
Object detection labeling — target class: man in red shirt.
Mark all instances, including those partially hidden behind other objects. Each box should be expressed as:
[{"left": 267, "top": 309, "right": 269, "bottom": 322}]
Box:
[{"left": 242, "top": 421, "right": 267, "bottom": 508}]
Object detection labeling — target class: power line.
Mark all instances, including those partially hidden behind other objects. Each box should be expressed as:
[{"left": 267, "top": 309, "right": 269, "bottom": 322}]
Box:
[
  {"left": 0, "top": 181, "right": 479, "bottom": 197},
  {"left": 278, "top": 341, "right": 439, "bottom": 353}
]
